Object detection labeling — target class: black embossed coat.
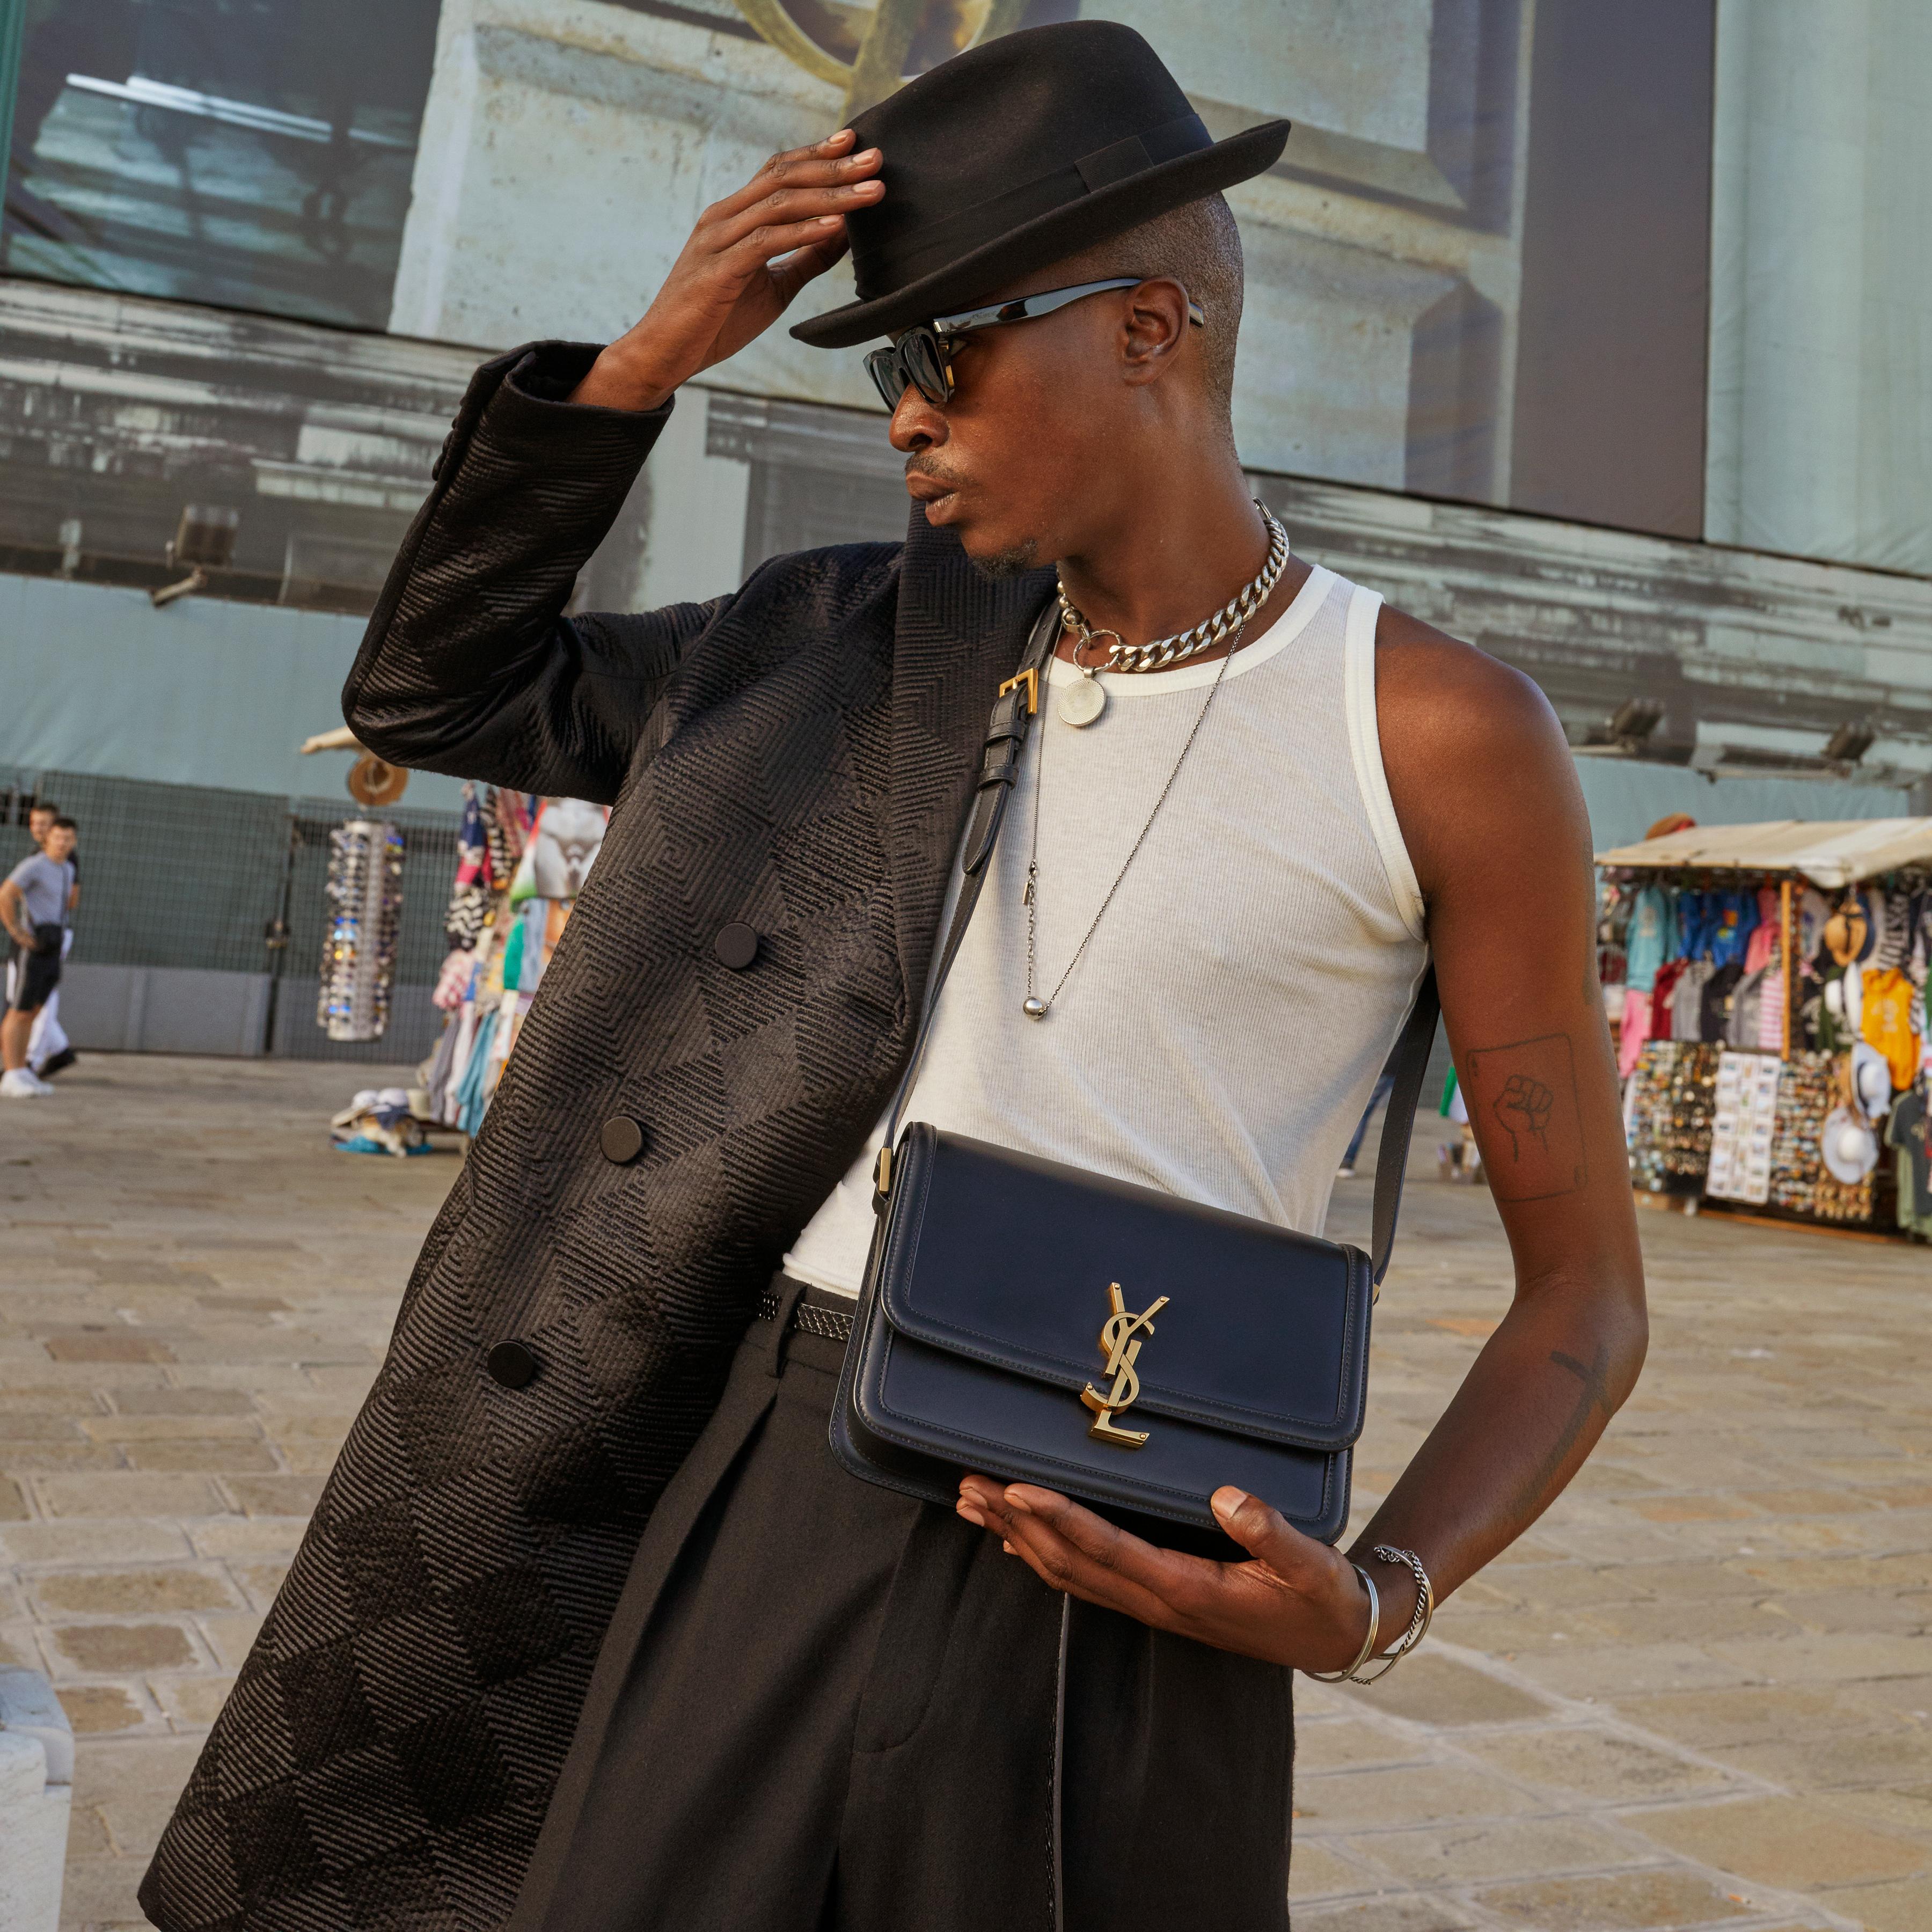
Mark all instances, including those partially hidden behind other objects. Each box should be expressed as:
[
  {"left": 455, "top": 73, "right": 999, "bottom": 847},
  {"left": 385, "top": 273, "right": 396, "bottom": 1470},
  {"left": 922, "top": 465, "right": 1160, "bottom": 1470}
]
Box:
[{"left": 141, "top": 343, "right": 1053, "bottom": 1931}]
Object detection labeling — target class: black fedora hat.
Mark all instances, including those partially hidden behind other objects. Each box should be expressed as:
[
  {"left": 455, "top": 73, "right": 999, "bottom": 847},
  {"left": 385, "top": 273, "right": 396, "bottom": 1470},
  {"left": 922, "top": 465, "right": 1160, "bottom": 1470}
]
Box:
[{"left": 791, "top": 21, "right": 1289, "bottom": 350}]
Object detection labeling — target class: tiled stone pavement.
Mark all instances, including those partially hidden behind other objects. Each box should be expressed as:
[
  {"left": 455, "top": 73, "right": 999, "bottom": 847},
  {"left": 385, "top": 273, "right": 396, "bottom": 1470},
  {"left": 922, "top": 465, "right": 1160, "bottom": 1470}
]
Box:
[{"left": 2, "top": 1057, "right": 1929, "bottom": 1930}]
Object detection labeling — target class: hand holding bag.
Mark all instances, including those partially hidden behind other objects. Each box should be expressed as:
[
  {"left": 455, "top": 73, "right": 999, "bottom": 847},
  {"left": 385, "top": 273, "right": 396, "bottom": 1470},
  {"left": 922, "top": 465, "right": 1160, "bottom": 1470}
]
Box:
[{"left": 831, "top": 604, "right": 1438, "bottom": 1551}]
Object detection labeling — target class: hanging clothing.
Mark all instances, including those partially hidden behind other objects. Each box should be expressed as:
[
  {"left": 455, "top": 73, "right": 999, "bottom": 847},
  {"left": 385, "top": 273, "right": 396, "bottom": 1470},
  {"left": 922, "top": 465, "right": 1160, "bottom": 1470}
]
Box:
[
  {"left": 1743, "top": 889, "right": 1781, "bottom": 975},
  {"left": 1907, "top": 892, "right": 1932, "bottom": 990},
  {"left": 1672, "top": 961, "right": 1715, "bottom": 1042},
  {"left": 1871, "top": 889, "right": 1905, "bottom": 971},
  {"left": 1727, "top": 964, "right": 1772, "bottom": 1047},
  {"left": 1757, "top": 950, "right": 1788, "bottom": 1053},
  {"left": 452, "top": 1008, "right": 499, "bottom": 1136},
  {"left": 1708, "top": 891, "right": 1753, "bottom": 969},
  {"left": 1796, "top": 887, "right": 1828, "bottom": 963},
  {"left": 1698, "top": 961, "right": 1744, "bottom": 1042},
  {"left": 1650, "top": 958, "right": 1689, "bottom": 1026},
  {"left": 1672, "top": 892, "right": 1702, "bottom": 963},
  {"left": 1861, "top": 967, "right": 1922, "bottom": 1091},
  {"left": 1624, "top": 886, "right": 1676, "bottom": 993},
  {"left": 1885, "top": 1087, "right": 1932, "bottom": 1235},
  {"left": 1619, "top": 988, "right": 1653, "bottom": 1080}
]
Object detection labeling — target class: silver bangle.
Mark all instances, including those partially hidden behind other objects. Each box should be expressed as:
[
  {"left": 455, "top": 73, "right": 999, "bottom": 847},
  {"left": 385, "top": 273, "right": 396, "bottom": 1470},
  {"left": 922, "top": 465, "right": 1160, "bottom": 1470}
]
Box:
[
  {"left": 1349, "top": 1545, "right": 1436, "bottom": 1684},
  {"left": 1304, "top": 1563, "right": 1379, "bottom": 1683}
]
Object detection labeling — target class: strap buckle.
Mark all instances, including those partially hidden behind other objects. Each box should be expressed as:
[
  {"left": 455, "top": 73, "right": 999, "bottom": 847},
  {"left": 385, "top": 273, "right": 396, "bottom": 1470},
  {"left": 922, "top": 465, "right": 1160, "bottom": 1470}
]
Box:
[{"left": 997, "top": 666, "right": 1039, "bottom": 715}]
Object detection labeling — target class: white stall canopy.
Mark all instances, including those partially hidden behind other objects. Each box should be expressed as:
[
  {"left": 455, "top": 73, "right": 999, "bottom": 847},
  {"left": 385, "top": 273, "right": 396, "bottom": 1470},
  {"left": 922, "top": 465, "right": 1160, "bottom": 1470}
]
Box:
[{"left": 1596, "top": 819, "right": 1932, "bottom": 888}]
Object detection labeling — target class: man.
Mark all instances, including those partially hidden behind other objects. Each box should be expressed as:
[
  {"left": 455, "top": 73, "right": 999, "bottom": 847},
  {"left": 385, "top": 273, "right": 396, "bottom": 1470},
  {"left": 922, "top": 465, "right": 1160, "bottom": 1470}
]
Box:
[
  {"left": 143, "top": 24, "right": 1645, "bottom": 1932},
  {"left": 12, "top": 799, "right": 78, "bottom": 1079},
  {"left": 1, "top": 814, "right": 77, "bottom": 1099}
]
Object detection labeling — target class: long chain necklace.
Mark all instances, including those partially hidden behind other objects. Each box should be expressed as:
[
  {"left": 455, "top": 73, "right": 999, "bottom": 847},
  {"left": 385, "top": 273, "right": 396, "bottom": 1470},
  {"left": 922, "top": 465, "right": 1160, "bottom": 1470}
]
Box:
[
  {"left": 1021, "top": 617, "right": 1245, "bottom": 1020},
  {"left": 1054, "top": 501, "right": 1288, "bottom": 728}
]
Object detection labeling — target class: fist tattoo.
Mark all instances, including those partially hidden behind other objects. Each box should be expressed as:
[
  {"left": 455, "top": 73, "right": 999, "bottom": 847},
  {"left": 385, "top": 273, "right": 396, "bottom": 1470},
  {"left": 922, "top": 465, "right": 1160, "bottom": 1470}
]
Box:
[{"left": 1492, "top": 1072, "right": 1554, "bottom": 1160}]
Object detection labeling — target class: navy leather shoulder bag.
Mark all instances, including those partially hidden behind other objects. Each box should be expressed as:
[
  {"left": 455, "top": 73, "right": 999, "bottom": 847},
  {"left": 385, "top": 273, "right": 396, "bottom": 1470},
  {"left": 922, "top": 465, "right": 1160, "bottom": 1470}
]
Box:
[{"left": 832, "top": 605, "right": 1439, "bottom": 1552}]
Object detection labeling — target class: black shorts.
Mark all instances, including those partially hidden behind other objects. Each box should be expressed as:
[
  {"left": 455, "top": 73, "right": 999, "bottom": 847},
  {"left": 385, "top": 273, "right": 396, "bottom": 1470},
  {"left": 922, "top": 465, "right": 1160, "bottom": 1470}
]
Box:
[{"left": 9, "top": 925, "right": 62, "bottom": 1012}]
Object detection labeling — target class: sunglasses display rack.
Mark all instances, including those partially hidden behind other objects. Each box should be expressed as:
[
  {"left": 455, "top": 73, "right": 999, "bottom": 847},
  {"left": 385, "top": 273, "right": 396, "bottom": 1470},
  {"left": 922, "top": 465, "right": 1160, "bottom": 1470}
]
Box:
[{"left": 318, "top": 818, "right": 406, "bottom": 1043}]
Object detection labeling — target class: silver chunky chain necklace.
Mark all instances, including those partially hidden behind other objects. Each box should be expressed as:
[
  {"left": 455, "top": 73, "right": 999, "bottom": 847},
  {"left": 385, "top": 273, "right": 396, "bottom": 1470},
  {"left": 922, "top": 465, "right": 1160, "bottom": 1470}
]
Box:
[
  {"left": 1022, "top": 614, "right": 1245, "bottom": 1020},
  {"left": 1053, "top": 501, "right": 1289, "bottom": 728}
]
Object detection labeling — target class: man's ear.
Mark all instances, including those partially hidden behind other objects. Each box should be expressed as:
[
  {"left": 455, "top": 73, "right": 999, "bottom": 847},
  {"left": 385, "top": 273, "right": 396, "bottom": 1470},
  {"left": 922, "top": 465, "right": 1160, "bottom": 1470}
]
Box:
[{"left": 1119, "top": 277, "right": 1192, "bottom": 385}]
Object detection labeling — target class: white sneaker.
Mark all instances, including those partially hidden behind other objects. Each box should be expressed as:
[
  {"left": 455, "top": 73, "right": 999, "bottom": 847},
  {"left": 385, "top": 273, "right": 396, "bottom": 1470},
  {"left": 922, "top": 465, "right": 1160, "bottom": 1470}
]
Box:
[{"left": 1, "top": 1069, "right": 53, "bottom": 1097}]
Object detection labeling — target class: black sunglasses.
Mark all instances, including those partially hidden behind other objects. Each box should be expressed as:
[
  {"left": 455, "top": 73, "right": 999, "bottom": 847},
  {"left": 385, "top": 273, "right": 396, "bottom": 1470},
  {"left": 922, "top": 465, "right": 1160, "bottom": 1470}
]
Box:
[{"left": 863, "top": 276, "right": 1206, "bottom": 412}]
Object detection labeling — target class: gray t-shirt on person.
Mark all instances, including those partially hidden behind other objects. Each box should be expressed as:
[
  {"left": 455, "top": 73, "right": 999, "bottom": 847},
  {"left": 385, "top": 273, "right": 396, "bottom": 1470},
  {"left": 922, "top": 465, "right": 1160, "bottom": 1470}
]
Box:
[{"left": 7, "top": 853, "right": 74, "bottom": 929}]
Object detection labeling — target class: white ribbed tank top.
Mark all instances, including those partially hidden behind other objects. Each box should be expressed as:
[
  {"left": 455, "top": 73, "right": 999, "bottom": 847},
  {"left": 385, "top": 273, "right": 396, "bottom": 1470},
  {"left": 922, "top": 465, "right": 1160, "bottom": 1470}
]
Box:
[{"left": 784, "top": 567, "right": 1430, "bottom": 1298}]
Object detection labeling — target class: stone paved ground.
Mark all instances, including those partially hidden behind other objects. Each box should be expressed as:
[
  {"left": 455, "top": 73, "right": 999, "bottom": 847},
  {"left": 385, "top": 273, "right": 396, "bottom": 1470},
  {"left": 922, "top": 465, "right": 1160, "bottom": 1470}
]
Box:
[{"left": 2, "top": 1056, "right": 1929, "bottom": 1930}]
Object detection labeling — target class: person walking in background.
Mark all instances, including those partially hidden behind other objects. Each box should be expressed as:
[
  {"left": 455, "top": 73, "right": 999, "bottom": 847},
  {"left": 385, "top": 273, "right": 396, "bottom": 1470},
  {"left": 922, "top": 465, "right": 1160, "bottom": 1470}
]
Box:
[
  {"left": 2, "top": 814, "right": 77, "bottom": 1097},
  {"left": 15, "top": 799, "right": 78, "bottom": 1079}
]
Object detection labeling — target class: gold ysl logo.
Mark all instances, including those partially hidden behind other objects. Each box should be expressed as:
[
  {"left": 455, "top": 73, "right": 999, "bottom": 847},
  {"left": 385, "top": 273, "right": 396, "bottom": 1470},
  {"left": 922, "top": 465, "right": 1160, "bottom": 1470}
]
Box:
[{"left": 1080, "top": 1283, "right": 1169, "bottom": 1448}]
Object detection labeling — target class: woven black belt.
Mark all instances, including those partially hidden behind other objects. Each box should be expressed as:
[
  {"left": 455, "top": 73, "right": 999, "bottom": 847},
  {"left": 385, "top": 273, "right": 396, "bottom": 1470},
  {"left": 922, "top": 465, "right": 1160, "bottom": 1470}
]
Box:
[{"left": 756, "top": 1288, "right": 854, "bottom": 1344}]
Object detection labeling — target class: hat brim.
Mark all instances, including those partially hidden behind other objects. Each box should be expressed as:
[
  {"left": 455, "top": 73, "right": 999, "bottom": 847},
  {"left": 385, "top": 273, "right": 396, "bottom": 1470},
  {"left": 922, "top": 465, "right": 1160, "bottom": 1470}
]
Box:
[
  {"left": 791, "top": 119, "right": 1290, "bottom": 350},
  {"left": 1822, "top": 1111, "right": 1880, "bottom": 1183}
]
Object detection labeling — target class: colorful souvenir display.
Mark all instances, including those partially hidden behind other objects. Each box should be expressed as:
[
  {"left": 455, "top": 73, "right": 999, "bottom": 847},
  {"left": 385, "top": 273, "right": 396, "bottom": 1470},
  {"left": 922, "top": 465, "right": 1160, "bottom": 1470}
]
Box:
[{"left": 418, "top": 785, "right": 608, "bottom": 1134}]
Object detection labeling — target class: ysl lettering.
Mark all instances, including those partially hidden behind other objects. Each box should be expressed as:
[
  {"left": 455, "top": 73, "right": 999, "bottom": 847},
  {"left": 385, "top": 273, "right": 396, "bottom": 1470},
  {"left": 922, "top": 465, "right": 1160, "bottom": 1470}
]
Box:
[{"left": 1080, "top": 1282, "right": 1169, "bottom": 1448}]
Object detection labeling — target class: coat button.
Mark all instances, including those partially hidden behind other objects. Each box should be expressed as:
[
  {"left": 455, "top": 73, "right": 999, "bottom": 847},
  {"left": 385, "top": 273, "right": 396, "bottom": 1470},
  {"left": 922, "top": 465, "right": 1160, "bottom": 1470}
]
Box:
[
  {"left": 714, "top": 922, "right": 759, "bottom": 970},
  {"left": 599, "top": 1116, "right": 646, "bottom": 1164},
  {"left": 486, "top": 1341, "right": 539, "bottom": 1389}
]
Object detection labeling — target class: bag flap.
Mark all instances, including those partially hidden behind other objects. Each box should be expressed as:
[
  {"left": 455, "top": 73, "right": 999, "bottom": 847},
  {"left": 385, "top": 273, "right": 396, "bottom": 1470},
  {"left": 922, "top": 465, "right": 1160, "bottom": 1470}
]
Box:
[{"left": 876, "top": 1127, "right": 1371, "bottom": 1451}]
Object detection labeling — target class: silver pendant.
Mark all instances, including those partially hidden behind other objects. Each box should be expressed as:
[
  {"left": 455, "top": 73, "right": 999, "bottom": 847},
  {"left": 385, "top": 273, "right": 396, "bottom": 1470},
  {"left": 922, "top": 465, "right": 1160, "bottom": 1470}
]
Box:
[
  {"left": 1058, "top": 673, "right": 1106, "bottom": 728},
  {"left": 1022, "top": 996, "right": 1048, "bottom": 1019}
]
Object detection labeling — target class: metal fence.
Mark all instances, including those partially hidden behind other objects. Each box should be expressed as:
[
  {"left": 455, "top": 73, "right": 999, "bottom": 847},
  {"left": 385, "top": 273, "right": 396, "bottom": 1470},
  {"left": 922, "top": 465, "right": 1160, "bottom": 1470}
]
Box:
[{"left": 1, "top": 770, "right": 459, "bottom": 1063}]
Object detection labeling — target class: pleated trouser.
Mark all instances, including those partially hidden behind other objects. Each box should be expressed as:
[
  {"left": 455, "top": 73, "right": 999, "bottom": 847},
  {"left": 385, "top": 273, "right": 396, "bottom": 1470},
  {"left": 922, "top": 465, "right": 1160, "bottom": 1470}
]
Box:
[{"left": 508, "top": 1290, "right": 1296, "bottom": 1932}]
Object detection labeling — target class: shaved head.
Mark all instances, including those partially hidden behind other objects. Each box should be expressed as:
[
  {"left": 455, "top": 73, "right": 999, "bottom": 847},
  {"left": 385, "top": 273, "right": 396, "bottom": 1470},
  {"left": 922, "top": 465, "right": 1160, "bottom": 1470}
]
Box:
[{"left": 1043, "top": 192, "right": 1245, "bottom": 422}]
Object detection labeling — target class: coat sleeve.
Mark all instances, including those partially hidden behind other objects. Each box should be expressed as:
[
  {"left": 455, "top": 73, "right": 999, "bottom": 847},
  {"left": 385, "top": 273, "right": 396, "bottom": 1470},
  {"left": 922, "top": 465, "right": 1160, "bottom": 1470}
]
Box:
[{"left": 342, "top": 341, "right": 730, "bottom": 805}]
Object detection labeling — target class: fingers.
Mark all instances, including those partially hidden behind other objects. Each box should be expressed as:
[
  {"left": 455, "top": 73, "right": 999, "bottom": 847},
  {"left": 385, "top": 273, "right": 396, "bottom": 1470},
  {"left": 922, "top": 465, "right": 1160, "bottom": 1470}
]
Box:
[
  {"left": 957, "top": 1478, "right": 1220, "bottom": 1632},
  {"left": 720, "top": 211, "right": 857, "bottom": 272},
  {"left": 1209, "top": 1487, "right": 1328, "bottom": 1583},
  {"left": 712, "top": 129, "right": 854, "bottom": 217},
  {"left": 766, "top": 227, "right": 852, "bottom": 304},
  {"left": 711, "top": 168, "right": 883, "bottom": 259},
  {"left": 709, "top": 132, "right": 884, "bottom": 230}
]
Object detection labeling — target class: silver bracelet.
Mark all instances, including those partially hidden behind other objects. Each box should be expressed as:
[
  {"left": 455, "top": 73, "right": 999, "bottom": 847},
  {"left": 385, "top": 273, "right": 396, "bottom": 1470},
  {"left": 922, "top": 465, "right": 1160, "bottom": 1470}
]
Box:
[
  {"left": 1304, "top": 1563, "right": 1379, "bottom": 1683},
  {"left": 1348, "top": 1545, "right": 1436, "bottom": 1684}
]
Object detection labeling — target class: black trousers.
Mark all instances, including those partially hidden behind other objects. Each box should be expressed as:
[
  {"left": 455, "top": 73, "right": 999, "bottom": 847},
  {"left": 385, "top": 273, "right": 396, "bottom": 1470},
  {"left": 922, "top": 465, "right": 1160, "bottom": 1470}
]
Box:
[{"left": 509, "top": 1289, "right": 1295, "bottom": 1932}]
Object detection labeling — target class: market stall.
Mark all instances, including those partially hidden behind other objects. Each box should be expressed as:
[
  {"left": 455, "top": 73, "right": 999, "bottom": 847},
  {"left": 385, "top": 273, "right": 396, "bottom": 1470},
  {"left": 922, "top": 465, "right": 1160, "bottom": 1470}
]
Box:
[
  {"left": 1596, "top": 819, "right": 1932, "bottom": 1238},
  {"left": 418, "top": 784, "right": 609, "bottom": 1136},
  {"left": 294, "top": 724, "right": 610, "bottom": 1150}
]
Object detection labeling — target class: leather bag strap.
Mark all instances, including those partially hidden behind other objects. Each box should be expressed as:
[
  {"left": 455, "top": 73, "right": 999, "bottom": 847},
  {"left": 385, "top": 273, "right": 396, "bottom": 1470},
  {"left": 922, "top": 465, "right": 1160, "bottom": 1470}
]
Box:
[
  {"left": 876, "top": 599, "right": 1061, "bottom": 1183},
  {"left": 875, "top": 598, "right": 1439, "bottom": 1290},
  {"left": 1367, "top": 962, "right": 1438, "bottom": 1286}
]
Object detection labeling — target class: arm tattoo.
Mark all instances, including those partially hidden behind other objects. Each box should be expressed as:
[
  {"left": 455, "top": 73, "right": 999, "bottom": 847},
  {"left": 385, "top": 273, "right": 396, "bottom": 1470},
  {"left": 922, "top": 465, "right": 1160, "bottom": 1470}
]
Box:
[
  {"left": 1508, "top": 1344, "right": 1613, "bottom": 1522},
  {"left": 1461, "top": 1033, "right": 1586, "bottom": 1201}
]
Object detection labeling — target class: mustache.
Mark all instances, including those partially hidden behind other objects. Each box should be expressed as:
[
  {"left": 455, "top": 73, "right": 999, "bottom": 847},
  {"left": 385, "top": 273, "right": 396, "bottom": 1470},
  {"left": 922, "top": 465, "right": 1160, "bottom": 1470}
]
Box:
[{"left": 904, "top": 454, "right": 963, "bottom": 488}]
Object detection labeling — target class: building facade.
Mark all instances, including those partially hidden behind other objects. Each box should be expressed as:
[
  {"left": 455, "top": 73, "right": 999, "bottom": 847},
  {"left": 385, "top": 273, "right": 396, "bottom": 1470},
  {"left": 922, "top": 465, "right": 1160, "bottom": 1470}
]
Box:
[{"left": 1, "top": 0, "right": 1929, "bottom": 1053}]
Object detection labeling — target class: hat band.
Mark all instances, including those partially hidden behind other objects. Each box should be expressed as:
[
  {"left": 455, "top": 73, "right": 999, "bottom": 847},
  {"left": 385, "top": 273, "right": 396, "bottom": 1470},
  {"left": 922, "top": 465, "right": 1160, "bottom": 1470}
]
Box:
[{"left": 854, "top": 111, "right": 1213, "bottom": 300}]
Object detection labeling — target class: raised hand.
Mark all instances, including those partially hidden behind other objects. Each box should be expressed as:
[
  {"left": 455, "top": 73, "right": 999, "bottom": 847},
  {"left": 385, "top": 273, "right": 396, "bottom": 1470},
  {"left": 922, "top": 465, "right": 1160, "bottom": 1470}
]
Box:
[{"left": 570, "top": 129, "right": 884, "bottom": 411}]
